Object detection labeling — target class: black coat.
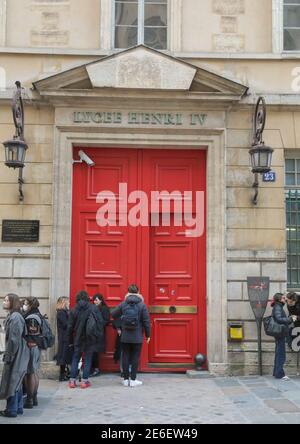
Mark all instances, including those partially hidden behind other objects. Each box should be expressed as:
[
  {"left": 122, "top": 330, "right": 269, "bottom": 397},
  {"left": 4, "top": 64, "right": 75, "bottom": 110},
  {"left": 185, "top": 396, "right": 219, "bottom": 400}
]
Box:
[
  {"left": 111, "top": 294, "right": 151, "bottom": 344},
  {"left": 95, "top": 304, "right": 110, "bottom": 353},
  {"left": 287, "top": 302, "right": 300, "bottom": 327},
  {"left": 272, "top": 302, "right": 293, "bottom": 327},
  {"left": 67, "top": 301, "right": 104, "bottom": 353},
  {"left": 55, "top": 309, "right": 73, "bottom": 366}
]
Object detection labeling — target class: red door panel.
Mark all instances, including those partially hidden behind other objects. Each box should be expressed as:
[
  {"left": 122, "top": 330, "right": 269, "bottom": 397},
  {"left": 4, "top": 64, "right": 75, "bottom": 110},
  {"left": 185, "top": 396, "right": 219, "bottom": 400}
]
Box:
[
  {"left": 142, "top": 150, "right": 206, "bottom": 367},
  {"left": 151, "top": 316, "right": 196, "bottom": 361},
  {"left": 70, "top": 148, "right": 138, "bottom": 371},
  {"left": 71, "top": 148, "right": 206, "bottom": 372}
]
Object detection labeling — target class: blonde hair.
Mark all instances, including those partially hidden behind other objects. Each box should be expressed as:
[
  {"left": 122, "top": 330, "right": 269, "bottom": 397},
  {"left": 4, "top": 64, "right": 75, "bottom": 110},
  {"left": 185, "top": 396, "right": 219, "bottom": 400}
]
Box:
[{"left": 56, "top": 297, "right": 69, "bottom": 310}]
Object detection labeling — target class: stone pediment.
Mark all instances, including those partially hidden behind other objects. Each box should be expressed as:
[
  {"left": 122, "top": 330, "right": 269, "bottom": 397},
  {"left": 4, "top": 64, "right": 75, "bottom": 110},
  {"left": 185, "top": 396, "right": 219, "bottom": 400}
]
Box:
[{"left": 33, "top": 45, "right": 248, "bottom": 100}]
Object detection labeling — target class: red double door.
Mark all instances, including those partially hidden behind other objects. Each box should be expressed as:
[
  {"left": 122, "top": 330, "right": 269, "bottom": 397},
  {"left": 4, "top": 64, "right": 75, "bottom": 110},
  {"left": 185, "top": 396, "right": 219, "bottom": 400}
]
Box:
[{"left": 70, "top": 148, "right": 206, "bottom": 371}]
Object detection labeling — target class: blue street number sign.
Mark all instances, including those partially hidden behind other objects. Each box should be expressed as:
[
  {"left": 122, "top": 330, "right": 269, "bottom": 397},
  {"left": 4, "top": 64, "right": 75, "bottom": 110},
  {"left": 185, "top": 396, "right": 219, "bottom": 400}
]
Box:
[{"left": 263, "top": 172, "right": 276, "bottom": 182}]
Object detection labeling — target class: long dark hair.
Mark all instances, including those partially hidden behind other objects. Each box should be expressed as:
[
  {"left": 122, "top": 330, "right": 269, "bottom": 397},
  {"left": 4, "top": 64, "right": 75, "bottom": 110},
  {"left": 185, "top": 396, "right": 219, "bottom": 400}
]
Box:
[
  {"left": 6, "top": 293, "right": 21, "bottom": 313},
  {"left": 93, "top": 293, "right": 108, "bottom": 307},
  {"left": 271, "top": 293, "right": 284, "bottom": 307},
  {"left": 76, "top": 291, "right": 89, "bottom": 303},
  {"left": 24, "top": 297, "right": 40, "bottom": 312}
]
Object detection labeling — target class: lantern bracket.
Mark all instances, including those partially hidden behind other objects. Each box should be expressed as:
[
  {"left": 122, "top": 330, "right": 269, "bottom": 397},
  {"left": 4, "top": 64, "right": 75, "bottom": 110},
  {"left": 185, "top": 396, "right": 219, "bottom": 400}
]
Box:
[
  {"left": 12, "top": 81, "right": 25, "bottom": 140},
  {"left": 253, "top": 96, "right": 266, "bottom": 146},
  {"left": 2, "top": 81, "right": 27, "bottom": 202},
  {"left": 250, "top": 97, "right": 272, "bottom": 205}
]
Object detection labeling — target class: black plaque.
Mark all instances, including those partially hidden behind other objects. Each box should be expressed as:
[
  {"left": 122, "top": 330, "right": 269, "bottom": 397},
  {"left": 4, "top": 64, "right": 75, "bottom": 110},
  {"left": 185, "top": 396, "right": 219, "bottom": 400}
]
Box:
[{"left": 2, "top": 220, "right": 40, "bottom": 242}]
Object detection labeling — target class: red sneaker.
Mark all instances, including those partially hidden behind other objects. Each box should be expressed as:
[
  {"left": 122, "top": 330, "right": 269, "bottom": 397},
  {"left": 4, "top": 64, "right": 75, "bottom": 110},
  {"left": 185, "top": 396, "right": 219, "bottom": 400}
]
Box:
[
  {"left": 68, "top": 381, "right": 77, "bottom": 389},
  {"left": 80, "top": 381, "right": 91, "bottom": 389}
]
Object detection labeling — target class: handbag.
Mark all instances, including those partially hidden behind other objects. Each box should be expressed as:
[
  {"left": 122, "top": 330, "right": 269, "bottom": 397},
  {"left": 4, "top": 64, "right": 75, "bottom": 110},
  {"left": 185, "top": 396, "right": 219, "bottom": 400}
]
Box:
[
  {"left": 0, "top": 324, "right": 5, "bottom": 354},
  {"left": 263, "top": 316, "right": 289, "bottom": 338}
]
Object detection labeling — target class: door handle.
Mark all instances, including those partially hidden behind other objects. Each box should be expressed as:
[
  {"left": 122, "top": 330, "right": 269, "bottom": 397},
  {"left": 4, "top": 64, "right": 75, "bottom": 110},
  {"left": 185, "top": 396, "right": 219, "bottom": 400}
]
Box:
[{"left": 169, "top": 306, "right": 177, "bottom": 314}]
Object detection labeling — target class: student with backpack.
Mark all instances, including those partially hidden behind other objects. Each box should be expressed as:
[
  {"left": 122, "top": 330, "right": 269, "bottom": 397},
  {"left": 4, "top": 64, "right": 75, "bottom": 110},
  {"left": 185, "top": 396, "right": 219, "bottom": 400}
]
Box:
[
  {"left": 22, "top": 297, "right": 43, "bottom": 409},
  {"left": 112, "top": 285, "right": 151, "bottom": 387},
  {"left": 67, "top": 291, "right": 104, "bottom": 389}
]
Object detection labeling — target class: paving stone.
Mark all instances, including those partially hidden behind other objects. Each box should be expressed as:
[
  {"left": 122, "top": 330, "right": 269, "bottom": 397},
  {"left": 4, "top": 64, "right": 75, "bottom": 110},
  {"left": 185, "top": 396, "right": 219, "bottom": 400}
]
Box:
[
  {"left": 214, "top": 378, "right": 241, "bottom": 387},
  {"left": 2, "top": 374, "right": 300, "bottom": 424},
  {"left": 250, "top": 388, "right": 283, "bottom": 399},
  {"left": 264, "top": 399, "right": 300, "bottom": 413},
  {"left": 221, "top": 386, "right": 248, "bottom": 396}
]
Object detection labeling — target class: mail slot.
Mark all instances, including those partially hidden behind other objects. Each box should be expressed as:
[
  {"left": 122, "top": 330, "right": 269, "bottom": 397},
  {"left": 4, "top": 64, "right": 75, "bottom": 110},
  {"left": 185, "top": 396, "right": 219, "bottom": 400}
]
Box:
[
  {"left": 149, "top": 306, "right": 198, "bottom": 314},
  {"left": 228, "top": 322, "right": 244, "bottom": 341}
]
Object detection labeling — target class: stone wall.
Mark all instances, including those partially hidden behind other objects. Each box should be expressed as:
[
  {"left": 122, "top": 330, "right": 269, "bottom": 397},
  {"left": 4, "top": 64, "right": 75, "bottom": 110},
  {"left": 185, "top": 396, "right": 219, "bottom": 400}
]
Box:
[
  {"left": 0, "top": 105, "right": 54, "bottom": 327},
  {"left": 5, "top": 0, "right": 100, "bottom": 49},
  {"left": 226, "top": 109, "right": 300, "bottom": 375}
]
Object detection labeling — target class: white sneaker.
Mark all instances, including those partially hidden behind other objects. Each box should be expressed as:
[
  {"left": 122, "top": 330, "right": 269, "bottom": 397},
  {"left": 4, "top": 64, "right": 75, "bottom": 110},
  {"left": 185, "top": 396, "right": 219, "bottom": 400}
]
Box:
[
  {"left": 281, "top": 376, "right": 290, "bottom": 381},
  {"left": 130, "top": 379, "right": 143, "bottom": 387},
  {"left": 122, "top": 380, "right": 130, "bottom": 387}
]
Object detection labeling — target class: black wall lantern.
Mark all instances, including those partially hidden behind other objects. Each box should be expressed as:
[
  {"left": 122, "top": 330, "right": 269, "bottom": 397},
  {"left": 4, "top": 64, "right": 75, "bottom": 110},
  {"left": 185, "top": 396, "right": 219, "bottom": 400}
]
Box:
[
  {"left": 2, "top": 81, "right": 28, "bottom": 202},
  {"left": 249, "top": 97, "right": 273, "bottom": 205}
]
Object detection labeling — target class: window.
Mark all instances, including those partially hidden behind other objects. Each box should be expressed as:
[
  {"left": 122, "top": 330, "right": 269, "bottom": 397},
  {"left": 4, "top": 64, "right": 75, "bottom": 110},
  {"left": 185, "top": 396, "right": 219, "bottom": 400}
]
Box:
[
  {"left": 114, "top": 0, "right": 168, "bottom": 50},
  {"left": 285, "top": 159, "right": 300, "bottom": 288},
  {"left": 284, "top": 0, "right": 300, "bottom": 51}
]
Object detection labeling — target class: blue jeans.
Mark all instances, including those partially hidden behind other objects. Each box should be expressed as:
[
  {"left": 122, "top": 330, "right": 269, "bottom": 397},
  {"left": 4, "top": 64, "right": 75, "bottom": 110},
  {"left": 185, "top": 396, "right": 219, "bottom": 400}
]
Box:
[
  {"left": 273, "top": 337, "right": 286, "bottom": 379},
  {"left": 6, "top": 387, "right": 23, "bottom": 416},
  {"left": 70, "top": 349, "right": 93, "bottom": 381}
]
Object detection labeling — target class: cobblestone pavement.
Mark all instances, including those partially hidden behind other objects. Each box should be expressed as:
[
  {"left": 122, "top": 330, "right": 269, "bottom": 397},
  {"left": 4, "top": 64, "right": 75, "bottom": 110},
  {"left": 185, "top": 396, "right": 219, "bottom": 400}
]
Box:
[{"left": 2, "top": 374, "right": 300, "bottom": 424}]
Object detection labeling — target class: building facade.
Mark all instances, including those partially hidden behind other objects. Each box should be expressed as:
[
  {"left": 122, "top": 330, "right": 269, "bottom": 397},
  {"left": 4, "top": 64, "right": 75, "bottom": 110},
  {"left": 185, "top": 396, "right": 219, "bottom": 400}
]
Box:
[{"left": 0, "top": 0, "right": 299, "bottom": 376}]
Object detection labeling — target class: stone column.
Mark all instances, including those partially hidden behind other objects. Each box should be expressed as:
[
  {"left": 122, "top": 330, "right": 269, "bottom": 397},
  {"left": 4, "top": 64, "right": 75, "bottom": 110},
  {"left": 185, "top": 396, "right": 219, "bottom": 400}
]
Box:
[
  {"left": 169, "top": 0, "right": 182, "bottom": 52},
  {"left": 272, "top": 0, "right": 283, "bottom": 53},
  {"left": 0, "top": 0, "right": 6, "bottom": 47},
  {"left": 100, "top": 0, "right": 112, "bottom": 51}
]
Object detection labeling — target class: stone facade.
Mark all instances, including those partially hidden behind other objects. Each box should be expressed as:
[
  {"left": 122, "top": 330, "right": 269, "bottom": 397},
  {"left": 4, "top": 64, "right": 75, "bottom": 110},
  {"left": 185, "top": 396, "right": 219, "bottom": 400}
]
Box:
[{"left": 0, "top": 0, "right": 299, "bottom": 376}]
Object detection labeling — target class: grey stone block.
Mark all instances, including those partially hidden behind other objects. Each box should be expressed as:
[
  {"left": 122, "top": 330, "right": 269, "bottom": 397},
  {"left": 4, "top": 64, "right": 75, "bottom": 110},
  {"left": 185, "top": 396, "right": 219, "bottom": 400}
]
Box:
[{"left": 186, "top": 370, "right": 215, "bottom": 379}]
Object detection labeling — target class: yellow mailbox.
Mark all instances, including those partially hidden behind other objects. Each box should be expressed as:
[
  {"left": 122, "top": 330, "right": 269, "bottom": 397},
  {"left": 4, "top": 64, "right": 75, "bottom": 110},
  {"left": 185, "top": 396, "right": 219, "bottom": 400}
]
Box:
[{"left": 228, "top": 323, "right": 244, "bottom": 341}]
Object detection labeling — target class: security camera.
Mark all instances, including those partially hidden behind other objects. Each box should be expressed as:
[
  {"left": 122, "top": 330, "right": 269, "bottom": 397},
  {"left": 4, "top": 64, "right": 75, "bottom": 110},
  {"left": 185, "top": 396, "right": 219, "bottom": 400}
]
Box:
[{"left": 73, "top": 150, "right": 95, "bottom": 167}]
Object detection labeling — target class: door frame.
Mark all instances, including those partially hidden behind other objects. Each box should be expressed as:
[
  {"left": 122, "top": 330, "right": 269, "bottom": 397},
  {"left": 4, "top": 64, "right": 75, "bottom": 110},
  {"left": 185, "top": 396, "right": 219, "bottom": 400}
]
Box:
[{"left": 50, "top": 127, "right": 228, "bottom": 376}]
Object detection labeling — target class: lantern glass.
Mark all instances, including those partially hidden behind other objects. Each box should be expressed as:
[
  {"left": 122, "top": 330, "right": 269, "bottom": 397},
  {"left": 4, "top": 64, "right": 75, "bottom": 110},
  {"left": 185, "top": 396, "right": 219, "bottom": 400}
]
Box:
[
  {"left": 3, "top": 139, "right": 28, "bottom": 168},
  {"left": 249, "top": 144, "right": 273, "bottom": 174}
]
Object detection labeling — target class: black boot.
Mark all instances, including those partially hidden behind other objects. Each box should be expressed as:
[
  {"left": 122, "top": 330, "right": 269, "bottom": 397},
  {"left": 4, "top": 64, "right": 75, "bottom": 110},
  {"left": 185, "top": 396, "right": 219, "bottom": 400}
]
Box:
[
  {"left": 33, "top": 394, "right": 38, "bottom": 407},
  {"left": 59, "top": 373, "right": 69, "bottom": 382},
  {"left": 24, "top": 397, "right": 34, "bottom": 409}
]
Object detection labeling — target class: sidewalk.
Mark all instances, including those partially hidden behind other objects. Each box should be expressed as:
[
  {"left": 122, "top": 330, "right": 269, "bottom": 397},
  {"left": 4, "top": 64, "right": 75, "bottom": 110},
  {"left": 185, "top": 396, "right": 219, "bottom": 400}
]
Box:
[{"left": 2, "top": 374, "right": 300, "bottom": 424}]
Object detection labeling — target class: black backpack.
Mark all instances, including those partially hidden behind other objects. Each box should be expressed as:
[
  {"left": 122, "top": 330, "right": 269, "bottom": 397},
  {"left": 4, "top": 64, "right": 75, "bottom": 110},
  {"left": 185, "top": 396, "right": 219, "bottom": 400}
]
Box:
[
  {"left": 122, "top": 302, "right": 139, "bottom": 330},
  {"left": 85, "top": 309, "right": 104, "bottom": 343},
  {"left": 26, "top": 314, "right": 55, "bottom": 350}
]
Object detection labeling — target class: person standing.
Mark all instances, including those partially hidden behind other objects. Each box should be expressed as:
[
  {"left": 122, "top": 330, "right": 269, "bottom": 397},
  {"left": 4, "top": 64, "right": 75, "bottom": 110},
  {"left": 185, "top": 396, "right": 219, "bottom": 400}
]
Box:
[
  {"left": 56, "top": 297, "right": 73, "bottom": 381},
  {"left": 90, "top": 294, "right": 110, "bottom": 377},
  {"left": 112, "top": 284, "right": 151, "bottom": 387},
  {"left": 23, "top": 297, "right": 43, "bottom": 409},
  {"left": 271, "top": 293, "right": 297, "bottom": 380},
  {"left": 0, "top": 294, "right": 30, "bottom": 418},
  {"left": 67, "top": 291, "right": 103, "bottom": 389},
  {"left": 286, "top": 292, "right": 300, "bottom": 350}
]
